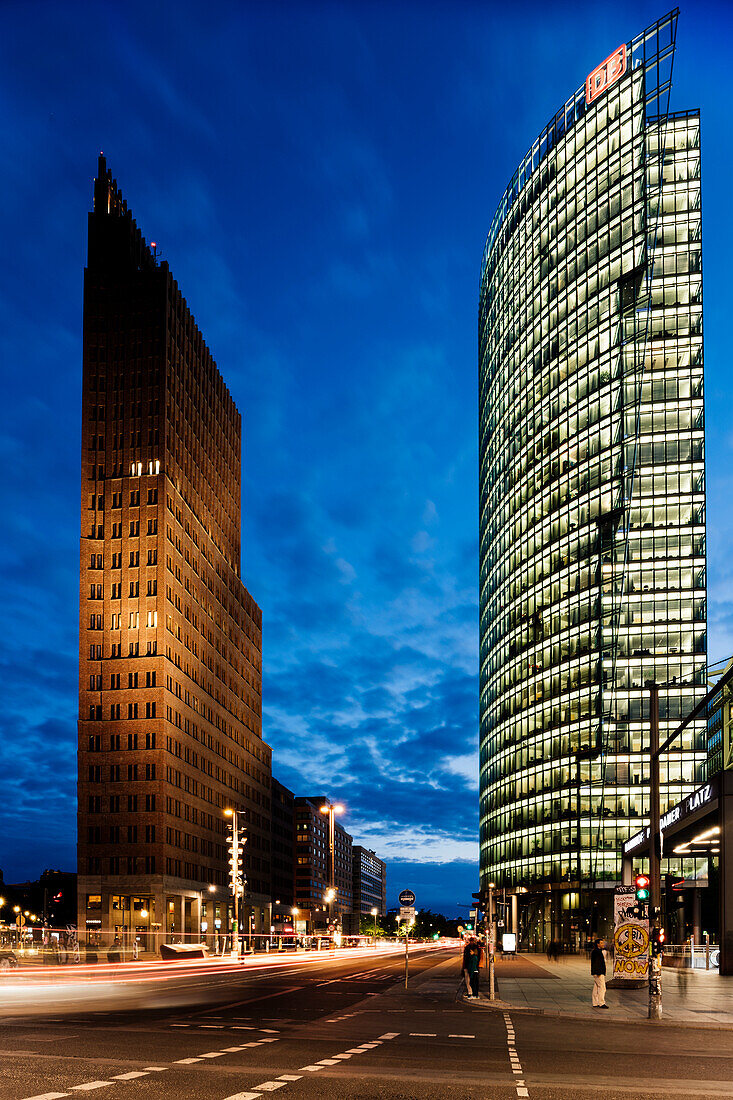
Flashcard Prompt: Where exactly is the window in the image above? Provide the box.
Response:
[111,613,120,630]
[89,704,102,720]
[112,552,122,569]
[128,672,138,688]
[110,673,120,689]
[110,733,120,750]
[146,579,157,596]
[130,550,139,566]
[147,518,158,535]
[129,641,139,656]
[109,824,120,843]
[145,671,156,687]
[89,644,102,659]
[110,703,120,720]
[130,489,140,507]
[128,794,138,811]
[111,582,121,599]
[89,674,101,690]
[110,764,120,781]
[145,856,156,873]
[127,703,139,719]
[146,610,157,628]
[145,793,156,811]
[147,488,158,504]
[127,732,138,749]
[145,731,156,749]
[111,642,121,657]
[130,580,139,597]
[109,856,120,874]
[147,548,158,565]
[146,824,155,842]
[145,702,156,718]
[89,583,102,599]
[109,794,120,812]
[112,522,121,538]
[145,762,156,780]
[129,611,139,629]
[128,825,138,843]
[89,614,102,630]
[88,734,101,751]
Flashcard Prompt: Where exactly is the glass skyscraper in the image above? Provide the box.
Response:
[479,10,707,945]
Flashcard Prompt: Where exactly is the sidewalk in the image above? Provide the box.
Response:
[406,951,733,1027]
[477,954,733,1027]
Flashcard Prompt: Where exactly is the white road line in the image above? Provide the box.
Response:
[70,1086,112,1093]
[379,1032,399,1039]
[142,1067,167,1072]
[175,1057,201,1064]
[315,1058,340,1065]
[257,1037,280,1043]
[222,1046,247,1053]
[277,1076,303,1082]
[222,1093,261,1100]
[410,1032,436,1037]
[231,1025,257,1030]
[200,1051,226,1058]
[20,1094,69,1100]
[253,1085,286,1093]
[345,1048,368,1053]
[298,1065,323,1072]
[170,1023,190,1027]
[201,1024,225,1029]
[449,1034,475,1039]
[111,1072,149,1080]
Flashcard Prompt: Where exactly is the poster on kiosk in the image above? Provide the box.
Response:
[612,885,649,981]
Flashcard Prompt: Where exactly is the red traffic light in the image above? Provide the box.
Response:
[634,873,650,889]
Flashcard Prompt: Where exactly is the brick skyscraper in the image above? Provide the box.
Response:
[77,155,271,948]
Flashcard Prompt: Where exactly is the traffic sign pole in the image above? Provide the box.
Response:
[398,890,415,989]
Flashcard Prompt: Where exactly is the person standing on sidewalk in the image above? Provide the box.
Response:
[590,938,609,1008]
[463,937,481,999]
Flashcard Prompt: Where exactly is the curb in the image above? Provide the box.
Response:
[464,995,733,1031]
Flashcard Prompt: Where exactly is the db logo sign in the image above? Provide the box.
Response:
[586,44,627,104]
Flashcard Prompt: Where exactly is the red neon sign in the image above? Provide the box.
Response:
[586,43,627,104]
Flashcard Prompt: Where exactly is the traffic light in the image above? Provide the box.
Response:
[634,872,650,903]
[650,927,666,957]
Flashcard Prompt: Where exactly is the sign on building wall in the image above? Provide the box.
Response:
[586,44,627,104]
[612,886,649,981]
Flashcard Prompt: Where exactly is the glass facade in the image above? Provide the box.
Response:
[479,12,707,910]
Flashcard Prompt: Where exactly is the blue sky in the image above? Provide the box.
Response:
[1,1,732,915]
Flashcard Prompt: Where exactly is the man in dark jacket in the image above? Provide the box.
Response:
[590,938,609,1008]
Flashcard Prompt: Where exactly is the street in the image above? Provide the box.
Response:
[2,948,733,1099]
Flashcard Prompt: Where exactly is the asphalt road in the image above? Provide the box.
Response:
[1,947,733,1099]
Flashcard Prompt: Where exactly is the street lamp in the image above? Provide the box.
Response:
[320,801,344,930]
[371,907,378,945]
[225,809,246,957]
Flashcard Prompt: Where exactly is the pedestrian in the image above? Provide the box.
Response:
[463,937,481,999]
[590,938,609,1009]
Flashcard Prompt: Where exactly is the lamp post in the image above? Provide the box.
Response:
[324,888,335,933]
[319,801,344,931]
[371,907,378,947]
[225,809,246,958]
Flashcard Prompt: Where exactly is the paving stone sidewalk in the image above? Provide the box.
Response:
[413,950,733,1027]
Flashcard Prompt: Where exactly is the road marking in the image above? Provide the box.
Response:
[70,1086,112,1093]
[379,1032,399,1039]
[315,1058,340,1065]
[142,1067,168,1072]
[201,1024,225,1029]
[222,1046,247,1053]
[410,1032,436,1037]
[333,1054,352,1059]
[20,1094,69,1100]
[175,1057,201,1064]
[222,1093,261,1100]
[111,1073,149,1080]
[346,1048,368,1053]
[171,1023,190,1027]
[449,1034,475,1038]
[253,1085,286,1093]
[277,1076,303,1082]
[200,1051,226,1058]
[298,1065,323,1072]
[503,1012,529,1099]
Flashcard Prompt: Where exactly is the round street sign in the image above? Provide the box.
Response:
[398,889,416,906]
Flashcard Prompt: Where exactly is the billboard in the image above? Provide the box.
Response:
[612,886,649,981]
